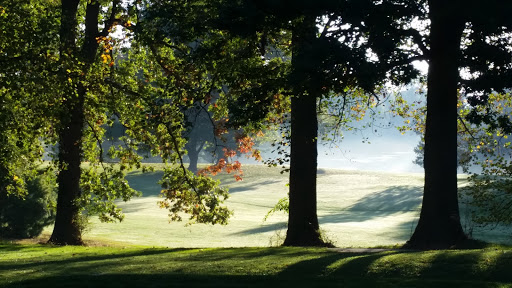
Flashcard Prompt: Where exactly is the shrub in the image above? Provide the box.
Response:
[0,172,57,238]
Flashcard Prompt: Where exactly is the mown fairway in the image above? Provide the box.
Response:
[4,165,512,287]
[38,164,510,247]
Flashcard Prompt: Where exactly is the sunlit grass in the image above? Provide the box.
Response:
[1,244,512,287]
[38,164,511,248]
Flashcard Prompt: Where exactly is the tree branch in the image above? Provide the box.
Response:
[458,115,477,140]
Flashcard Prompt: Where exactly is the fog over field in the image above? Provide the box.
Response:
[318,132,421,173]
[253,86,426,173]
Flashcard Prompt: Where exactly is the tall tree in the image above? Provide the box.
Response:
[1,0,234,245]
[284,15,324,246]
[219,0,424,246]
[0,0,56,197]
[405,1,467,248]
[49,0,130,245]
[404,0,512,249]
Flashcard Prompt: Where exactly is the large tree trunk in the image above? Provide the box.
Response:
[405,1,467,249]
[49,89,86,245]
[283,16,327,247]
[49,0,100,245]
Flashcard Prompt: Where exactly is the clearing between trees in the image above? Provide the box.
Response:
[37,164,512,248]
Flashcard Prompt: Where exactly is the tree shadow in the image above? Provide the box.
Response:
[4,247,512,287]
[319,185,422,224]
[0,247,184,273]
[346,185,422,213]
[117,200,161,213]
[228,180,283,193]
[124,170,284,196]
[230,222,287,236]
[125,171,164,197]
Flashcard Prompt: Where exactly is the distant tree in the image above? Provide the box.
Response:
[459,93,512,230]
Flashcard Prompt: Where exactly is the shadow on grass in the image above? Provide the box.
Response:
[125,171,164,197]
[6,248,512,288]
[346,185,422,213]
[124,169,284,196]
[228,180,283,193]
[2,274,284,288]
[0,247,183,273]
[117,200,161,213]
[229,222,287,236]
[319,185,422,224]
[231,185,423,237]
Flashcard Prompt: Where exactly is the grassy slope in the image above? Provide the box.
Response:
[2,243,512,287]
[39,164,509,247]
[4,165,512,287]
[53,165,428,247]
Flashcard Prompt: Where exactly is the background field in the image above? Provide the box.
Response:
[41,165,511,248]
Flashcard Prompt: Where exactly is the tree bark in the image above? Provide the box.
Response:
[49,0,101,245]
[283,16,327,247]
[48,88,86,245]
[405,1,467,249]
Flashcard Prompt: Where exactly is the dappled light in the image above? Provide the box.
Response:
[3,245,512,287]
[3,0,512,286]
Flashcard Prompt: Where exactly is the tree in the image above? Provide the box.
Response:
[183,104,212,173]
[405,2,467,248]
[0,0,56,198]
[459,93,512,231]
[283,15,325,246]
[219,0,425,246]
[0,172,57,238]
[1,0,236,245]
[404,0,512,249]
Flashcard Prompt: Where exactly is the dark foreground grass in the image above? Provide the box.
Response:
[2,242,512,288]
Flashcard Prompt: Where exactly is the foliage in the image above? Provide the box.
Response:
[458,93,512,228]
[1,0,253,244]
[0,172,57,238]
[159,167,232,225]
[406,87,512,230]
[0,0,57,197]
[263,196,289,222]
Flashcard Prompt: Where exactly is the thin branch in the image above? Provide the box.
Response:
[99,0,121,37]
[165,122,200,195]
[401,28,429,56]
[161,42,189,56]
[459,115,477,140]
[104,78,144,98]
[385,55,428,69]
[85,119,106,169]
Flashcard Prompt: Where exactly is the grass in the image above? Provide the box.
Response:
[36,164,511,247]
[4,165,512,287]
[2,243,512,287]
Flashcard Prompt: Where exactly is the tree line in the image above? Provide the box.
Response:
[1,0,512,250]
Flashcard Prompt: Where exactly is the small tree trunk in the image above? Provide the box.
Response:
[283,15,327,247]
[187,145,199,173]
[185,136,206,173]
[405,0,467,249]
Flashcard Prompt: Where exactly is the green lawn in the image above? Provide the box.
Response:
[37,164,510,247]
[3,165,512,287]
[2,243,512,287]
